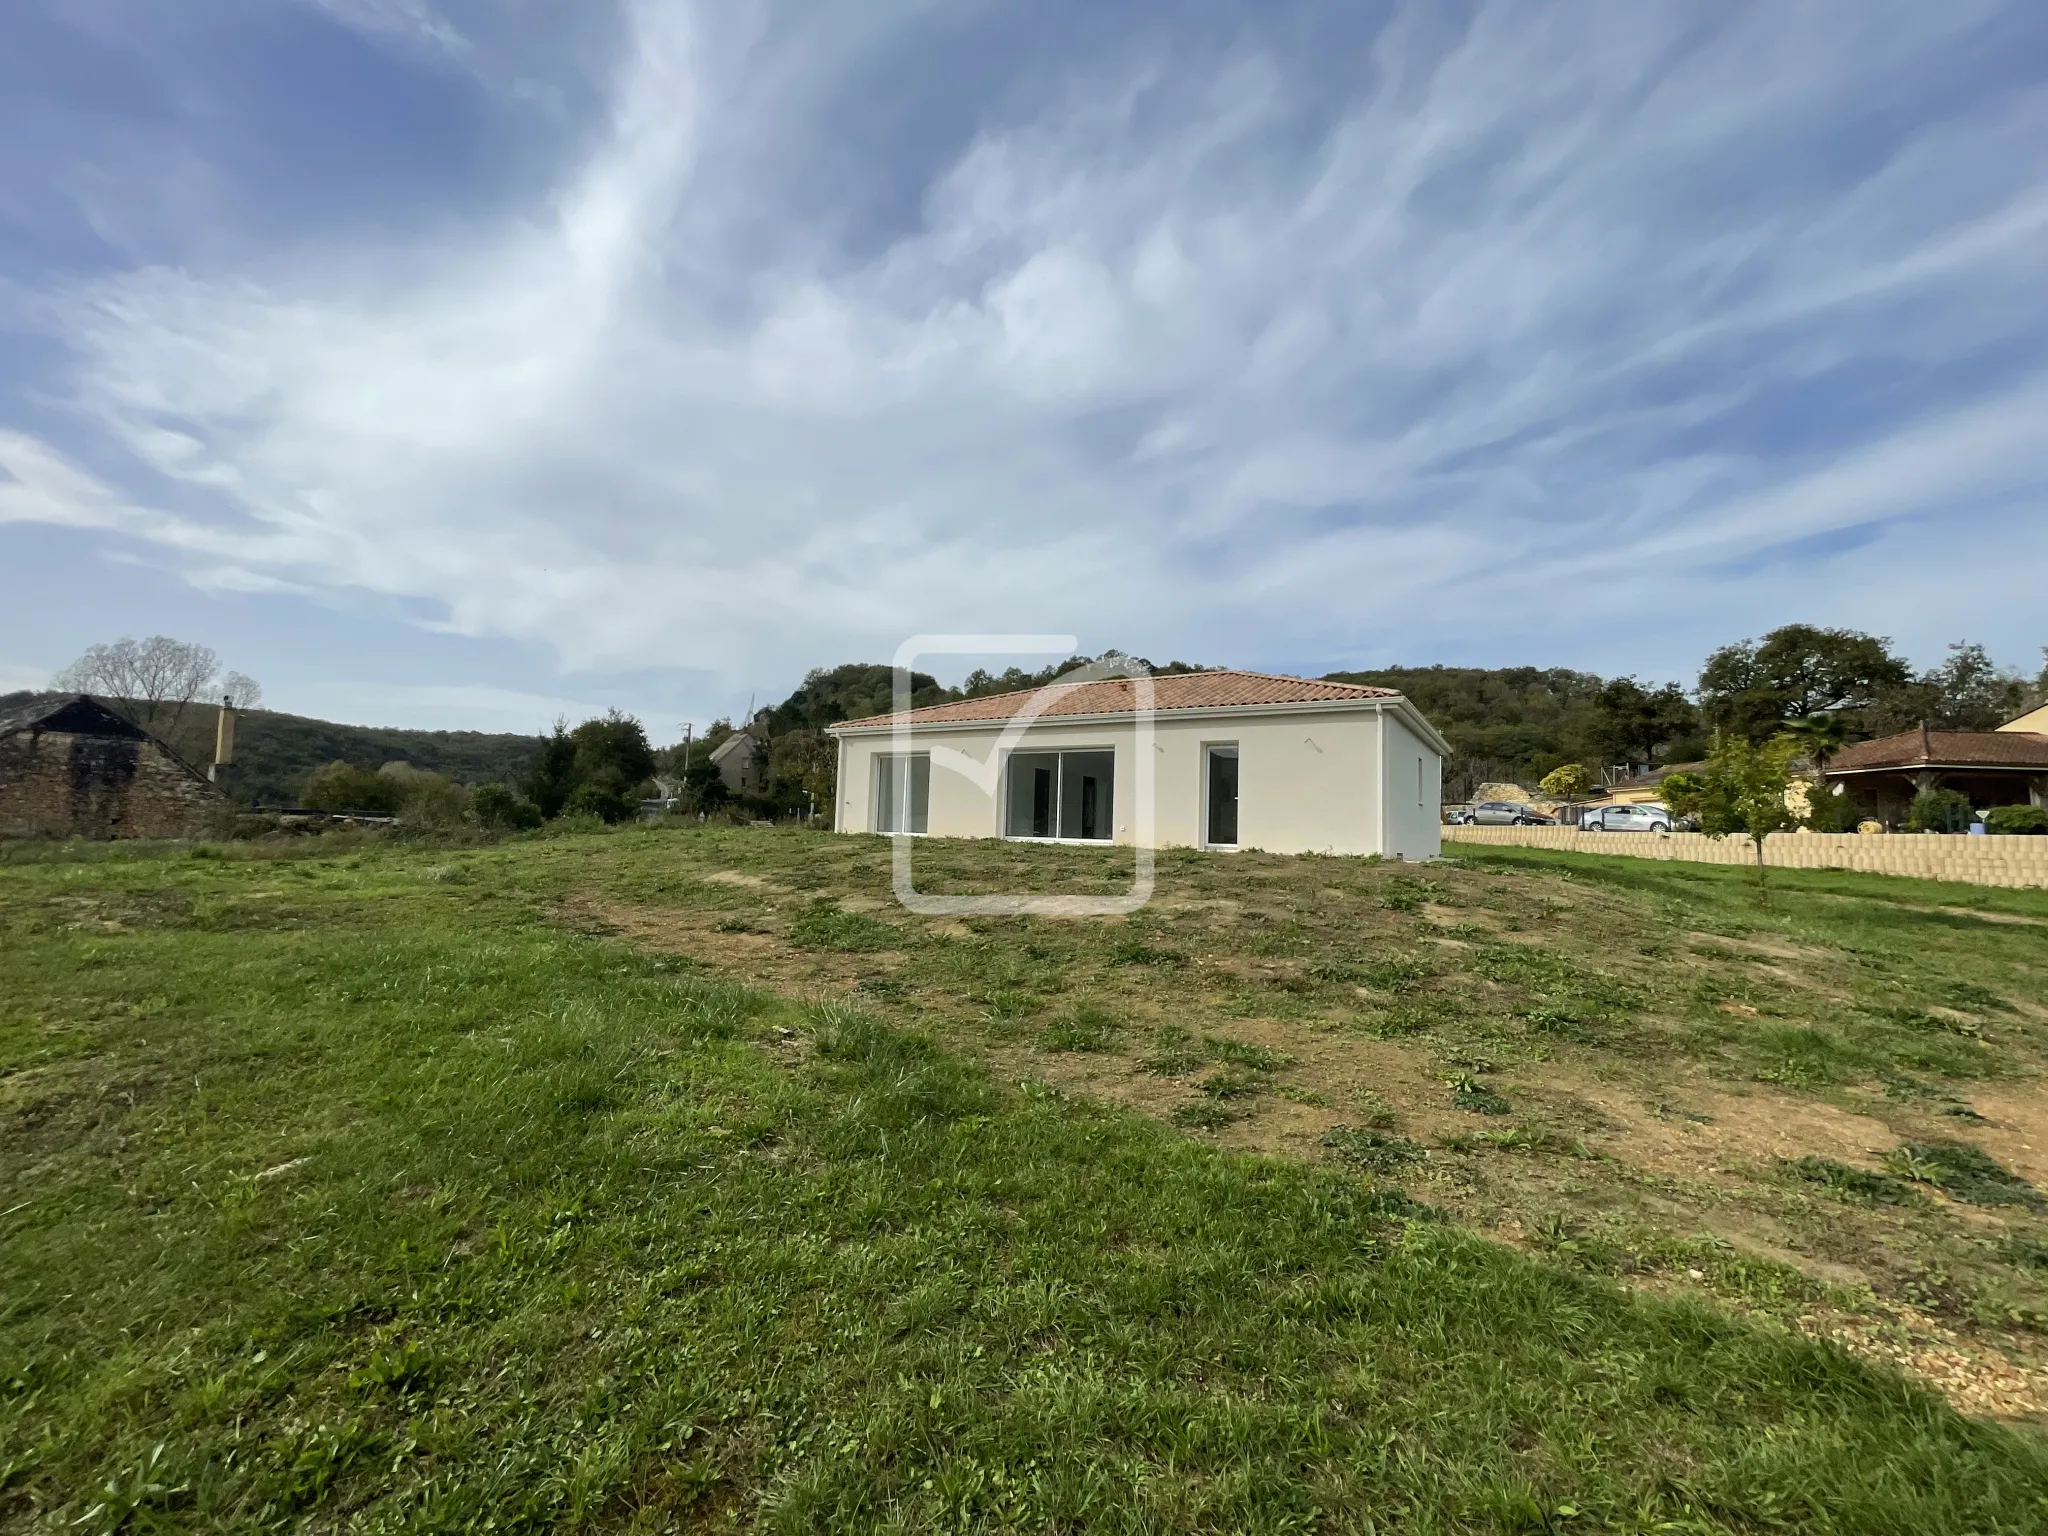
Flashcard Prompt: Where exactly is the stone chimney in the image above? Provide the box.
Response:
[211,696,238,784]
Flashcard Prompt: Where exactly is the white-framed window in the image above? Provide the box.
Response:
[1003,748,1115,841]
[872,753,930,835]
[1204,744,1239,848]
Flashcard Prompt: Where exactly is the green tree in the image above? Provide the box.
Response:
[1322,664,1609,799]
[569,711,655,796]
[383,765,471,832]
[1904,787,1974,834]
[562,782,637,824]
[1779,711,1852,775]
[1697,625,1910,741]
[767,729,837,820]
[524,711,655,819]
[1660,734,1803,902]
[525,722,580,819]
[763,666,946,732]
[472,783,543,831]
[1985,804,2048,835]
[299,761,404,816]
[1588,677,1698,773]
[1538,763,1592,800]
[1869,642,2027,734]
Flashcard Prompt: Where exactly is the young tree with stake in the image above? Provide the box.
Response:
[1660,734,1804,903]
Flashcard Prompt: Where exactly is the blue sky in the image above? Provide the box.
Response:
[2,0,2045,736]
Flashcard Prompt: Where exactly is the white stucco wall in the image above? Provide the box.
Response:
[833,703,1443,858]
[1379,710,1444,861]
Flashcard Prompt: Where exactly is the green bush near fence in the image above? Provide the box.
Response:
[1985,804,2048,836]
[1905,787,1975,834]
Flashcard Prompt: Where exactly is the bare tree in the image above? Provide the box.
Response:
[53,636,257,734]
[221,671,264,711]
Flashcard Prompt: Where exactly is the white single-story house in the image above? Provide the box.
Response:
[825,670,1448,859]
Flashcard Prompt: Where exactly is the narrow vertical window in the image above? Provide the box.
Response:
[909,754,930,834]
[873,754,898,834]
[1417,756,1425,807]
[1206,745,1239,847]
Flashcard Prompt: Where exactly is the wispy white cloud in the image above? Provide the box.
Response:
[304,0,470,59]
[7,0,2047,699]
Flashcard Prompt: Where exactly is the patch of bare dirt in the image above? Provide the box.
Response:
[994,1018,1443,1157]
[1548,1075,1897,1187]
[1682,931,1833,962]
[561,898,893,999]
[1154,897,1243,917]
[1959,1082,2048,1188]
[1801,1307,2048,1422]
[1423,903,1496,928]
[1934,906,2048,929]
[702,870,783,890]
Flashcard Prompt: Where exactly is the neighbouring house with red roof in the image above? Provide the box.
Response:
[2002,700,2048,736]
[1826,721,2048,826]
[824,670,1450,859]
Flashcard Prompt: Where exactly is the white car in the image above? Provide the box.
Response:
[1581,803,1672,833]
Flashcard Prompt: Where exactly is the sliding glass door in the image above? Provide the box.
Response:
[1004,749,1115,841]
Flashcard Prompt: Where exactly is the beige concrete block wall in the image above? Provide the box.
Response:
[1443,825,2048,890]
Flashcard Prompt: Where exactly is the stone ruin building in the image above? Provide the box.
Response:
[0,693,221,840]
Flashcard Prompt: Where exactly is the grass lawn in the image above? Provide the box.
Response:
[3,826,2047,1532]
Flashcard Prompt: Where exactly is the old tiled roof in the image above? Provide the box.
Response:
[0,693,145,742]
[1829,726,2048,773]
[0,693,220,790]
[832,669,1401,730]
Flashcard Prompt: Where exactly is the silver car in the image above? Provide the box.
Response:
[1458,799,1554,827]
[1581,803,1671,832]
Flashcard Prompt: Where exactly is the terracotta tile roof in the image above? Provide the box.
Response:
[1829,726,2048,773]
[831,669,1401,731]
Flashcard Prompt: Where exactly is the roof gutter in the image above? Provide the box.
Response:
[1828,761,2048,776]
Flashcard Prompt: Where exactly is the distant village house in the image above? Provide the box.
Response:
[710,730,767,795]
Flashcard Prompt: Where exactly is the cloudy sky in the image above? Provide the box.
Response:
[3,0,2045,735]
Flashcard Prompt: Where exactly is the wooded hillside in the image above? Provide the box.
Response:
[0,693,544,807]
